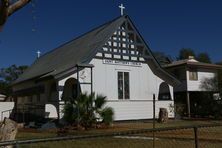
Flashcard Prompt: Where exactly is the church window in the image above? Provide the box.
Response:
[158,82,172,101]
[118,72,130,99]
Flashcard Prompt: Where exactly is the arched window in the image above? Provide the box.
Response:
[158,82,172,100]
[62,78,81,102]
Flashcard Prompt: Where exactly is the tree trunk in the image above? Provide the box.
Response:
[158,108,168,123]
[0,0,31,30]
[0,118,18,148]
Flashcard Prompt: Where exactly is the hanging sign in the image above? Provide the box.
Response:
[103,59,141,67]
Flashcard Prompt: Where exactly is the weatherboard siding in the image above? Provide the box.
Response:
[106,100,174,120]
[186,68,217,91]
[57,58,175,120]
[90,58,174,120]
[0,102,14,121]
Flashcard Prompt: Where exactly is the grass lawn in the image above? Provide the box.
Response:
[19,138,222,148]
[16,119,222,140]
[14,119,222,148]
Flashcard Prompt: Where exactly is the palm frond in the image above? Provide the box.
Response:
[95,94,106,109]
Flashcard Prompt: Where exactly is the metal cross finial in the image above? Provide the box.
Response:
[119,4,125,16]
[37,50,41,58]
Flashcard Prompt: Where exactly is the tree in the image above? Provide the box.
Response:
[200,77,218,92]
[0,65,28,96]
[154,51,172,65]
[0,0,31,30]
[0,65,28,83]
[198,68,222,118]
[178,48,196,60]
[217,62,222,97]
[196,52,211,63]
[63,92,114,129]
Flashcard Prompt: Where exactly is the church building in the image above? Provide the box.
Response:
[12,15,179,122]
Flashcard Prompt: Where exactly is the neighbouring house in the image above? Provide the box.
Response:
[0,94,14,121]
[12,15,179,122]
[164,56,222,117]
[0,94,6,101]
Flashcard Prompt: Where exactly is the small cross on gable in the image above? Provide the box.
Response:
[37,50,41,58]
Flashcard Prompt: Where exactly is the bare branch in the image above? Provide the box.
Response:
[0,0,31,30]
[0,0,10,27]
[8,0,31,16]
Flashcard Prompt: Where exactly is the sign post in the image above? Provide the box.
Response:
[153,94,156,148]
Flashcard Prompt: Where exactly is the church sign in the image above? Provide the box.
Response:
[103,59,141,67]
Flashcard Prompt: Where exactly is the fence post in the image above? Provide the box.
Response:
[15,141,19,148]
[1,111,3,121]
[153,94,156,148]
[194,126,199,148]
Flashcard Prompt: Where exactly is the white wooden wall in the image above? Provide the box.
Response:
[0,102,14,122]
[58,58,175,120]
[186,68,217,91]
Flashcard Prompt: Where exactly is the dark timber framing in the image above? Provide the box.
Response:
[95,19,152,63]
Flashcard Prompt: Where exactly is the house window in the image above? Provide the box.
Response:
[158,82,172,101]
[118,72,130,99]
[189,70,198,80]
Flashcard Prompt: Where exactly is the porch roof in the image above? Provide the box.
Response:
[163,59,222,70]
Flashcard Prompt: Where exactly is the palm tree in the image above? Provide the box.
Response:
[63,92,114,129]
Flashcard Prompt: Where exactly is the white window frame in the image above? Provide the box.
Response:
[118,71,130,100]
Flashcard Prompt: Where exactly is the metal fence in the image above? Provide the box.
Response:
[0,124,222,148]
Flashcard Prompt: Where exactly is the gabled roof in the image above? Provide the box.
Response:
[14,15,126,84]
[164,58,222,69]
[14,15,180,86]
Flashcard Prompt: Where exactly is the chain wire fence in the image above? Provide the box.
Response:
[0,123,222,148]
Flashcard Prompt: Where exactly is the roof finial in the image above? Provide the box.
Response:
[37,50,41,58]
[119,4,125,16]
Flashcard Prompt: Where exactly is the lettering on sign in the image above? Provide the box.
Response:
[103,59,142,67]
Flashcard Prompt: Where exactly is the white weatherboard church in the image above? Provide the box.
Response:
[12,11,179,122]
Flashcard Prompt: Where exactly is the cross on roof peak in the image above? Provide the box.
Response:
[37,50,41,58]
[119,4,125,16]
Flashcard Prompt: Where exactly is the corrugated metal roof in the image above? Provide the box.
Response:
[14,15,126,84]
[164,59,222,69]
[13,15,180,86]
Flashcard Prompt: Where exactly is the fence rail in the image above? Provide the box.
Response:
[0,123,222,148]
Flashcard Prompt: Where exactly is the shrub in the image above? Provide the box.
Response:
[62,92,114,129]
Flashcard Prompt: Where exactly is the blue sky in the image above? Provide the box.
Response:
[1,0,222,68]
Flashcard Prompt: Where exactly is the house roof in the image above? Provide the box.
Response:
[13,15,180,86]
[163,58,222,69]
[0,94,6,97]
[0,94,6,101]
[14,15,125,84]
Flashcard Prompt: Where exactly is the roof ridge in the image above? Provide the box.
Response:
[13,15,127,85]
[36,15,127,61]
